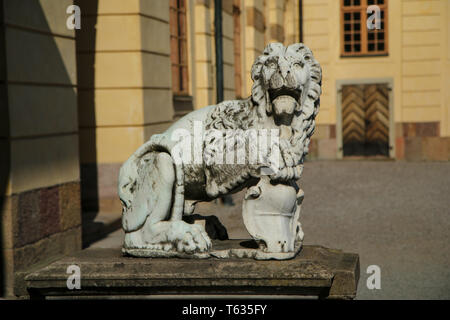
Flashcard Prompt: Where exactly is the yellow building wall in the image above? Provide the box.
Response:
[1,0,82,298]
[303,0,402,127]
[302,0,449,160]
[72,0,449,216]
[222,1,237,101]
[445,0,450,137]
[77,0,174,211]
[192,0,215,109]
[191,0,300,105]
[303,0,448,131]
[244,0,266,96]
[401,0,445,125]
[285,0,301,44]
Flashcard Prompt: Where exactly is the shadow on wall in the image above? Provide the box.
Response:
[75,0,102,247]
[0,0,82,297]
[0,0,10,297]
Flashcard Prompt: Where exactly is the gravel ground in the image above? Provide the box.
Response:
[91,160,450,299]
[298,160,450,299]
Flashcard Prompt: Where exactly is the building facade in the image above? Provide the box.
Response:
[0,0,449,298]
[303,0,450,162]
[0,0,81,298]
[76,0,301,214]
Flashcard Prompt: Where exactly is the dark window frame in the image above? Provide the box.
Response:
[170,0,189,95]
[233,0,242,98]
[340,0,388,57]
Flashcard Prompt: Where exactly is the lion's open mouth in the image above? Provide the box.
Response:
[268,86,301,102]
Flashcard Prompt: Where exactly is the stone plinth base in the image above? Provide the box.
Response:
[25,241,359,300]
[123,239,302,260]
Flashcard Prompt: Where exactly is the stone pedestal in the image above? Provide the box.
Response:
[25,241,359,300]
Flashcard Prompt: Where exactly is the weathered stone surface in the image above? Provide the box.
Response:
[403,122,417,137]
[123,239,302,261]
[16,189,41,247]
[404,137,423,161]
[59,182,81,231]
[317,138,337,160]
[329,125,336,139]
[25,244,359,299]
[242,178,304,255]
[39,186,61,238]
[402,122,439,138]
[414,122,439,137]
[14,226,81,272]
[118,43,322,259]
[447,137,450,161]
[209,239,302,260]
[396,122,448,161]
[396,137,405,160]
[12,226,82,297]
[422,137,448,161]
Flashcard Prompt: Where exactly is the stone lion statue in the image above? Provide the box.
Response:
[118,43,322,257]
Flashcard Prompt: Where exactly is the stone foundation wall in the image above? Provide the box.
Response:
[1,182,81,297]
[396,122,450,161]
[308,124,337,160]
[308,122,449,161]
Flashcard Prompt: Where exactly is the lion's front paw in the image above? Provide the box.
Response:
[167,221,212,253]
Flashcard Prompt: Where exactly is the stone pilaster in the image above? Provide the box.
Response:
[193,0,214,108]
[76,0,174,213]
[243,0,265,96]
[265,0,285,43]
[0,0,81,297]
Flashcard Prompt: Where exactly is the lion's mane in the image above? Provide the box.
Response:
[203,43,322,198]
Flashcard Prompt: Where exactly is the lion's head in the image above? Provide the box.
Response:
[250,43,322,166]
[202,43,322,194]
[251,42,322,126]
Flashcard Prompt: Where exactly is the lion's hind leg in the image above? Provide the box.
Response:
[123,152,174,249]
[123,152,211,255]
